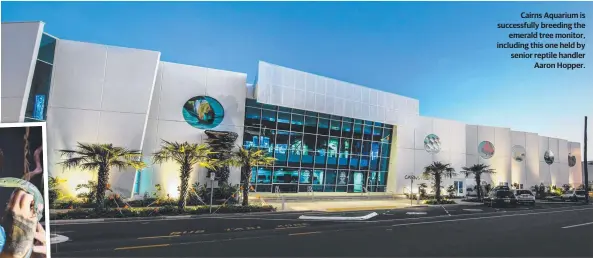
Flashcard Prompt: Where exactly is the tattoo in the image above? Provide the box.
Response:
[2,211,35,258]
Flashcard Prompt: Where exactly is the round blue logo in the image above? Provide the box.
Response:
[182,96,224,129]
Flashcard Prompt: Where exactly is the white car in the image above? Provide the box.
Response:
[561,190,587,202]
[513,189,536,205]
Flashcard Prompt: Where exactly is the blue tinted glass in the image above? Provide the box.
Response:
[274,131,289,165]
[377,172,387,185]
[318,119,329,135]
[37,34,56,64]
[304,116,317,134]
[273,168,299,183]
[245,107,261,127]
[381,142,391,157]
[363,125,373,140]
[352,140,362,155]
[25,61,53,121]
[301,151,315,167]
[299,170,312,184]
[313,170,325,185]
[342,122,353,138]
[291,114,304,132]
[260,129,275,154]
[353,123,363,139]
[370,155,379,170]
[255,168,272,184]
[261,109,276,128]
[250,167,257,183]
[277,112,291,130]
[359,156,370,170]
[349,155,360,169]
[380,157,389,171]
[246,98,261,108]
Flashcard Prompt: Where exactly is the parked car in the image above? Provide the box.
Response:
[484,190,518,208]
[561,190,587,202]
[512,189,536,205]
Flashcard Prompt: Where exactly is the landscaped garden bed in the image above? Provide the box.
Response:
[50,204,276,220]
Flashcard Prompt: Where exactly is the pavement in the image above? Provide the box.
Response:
[49,202,593,257]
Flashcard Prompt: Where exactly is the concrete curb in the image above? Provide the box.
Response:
[299,212,379,221]
[48,210,311,225]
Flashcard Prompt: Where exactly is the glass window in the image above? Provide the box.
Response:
[274,131,290,166]
[37,34,56,64]
[299,170,313,184]
[374,122,384,127]
[363,125,373,140]
[370,142,380,160]
[263,104,277,110]
[353,122,363,139]
[331,115,342,121]
[368,172,378,186]
[279,106,291,113]
[255,167,272,184]
[261,109,277,129]
[291,114,304,132]
[292,109,305,115]
[361,141,371,156]
[305,111,318,117]
[260,128,276,154]
[377,172,387,185]
[359,156,370,170]
[339,138,351,158]
[325,170,337,185]
[316,135,328,154]
[24,61,53,121]
[243,127,260,149]
[379,157,390,171]
[380,142,391,158]
[372,127,383,141]
[382,127,392,140]
[273,168,299,184]
[318,118,330,135]
[288,132,303,166]
[370,154,379,170]
[244,107,261,127]
[312,170,325,185]
[342,122,353,138]
[246,99,261,108]
[277,112,291,131]
[319,113,330,119]
[349,155,360,169]
[250,167,257,183]
[330,120,341,137]
[304,116,318,134]
[352,140,362,154]
[301,151,315,167]
[256,185,272,192]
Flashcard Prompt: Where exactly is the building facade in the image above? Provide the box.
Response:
[1,21,585,198]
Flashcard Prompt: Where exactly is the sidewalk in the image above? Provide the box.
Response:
[266,199,482,212]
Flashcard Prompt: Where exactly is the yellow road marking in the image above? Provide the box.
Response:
[138,235,180,240]
[289,231,320,236]
[114,244,170,250]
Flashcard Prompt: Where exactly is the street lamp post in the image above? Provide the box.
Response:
[584,116,589,204]
[209,172,215,213]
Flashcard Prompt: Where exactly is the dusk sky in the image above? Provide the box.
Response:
[2,1,591,160]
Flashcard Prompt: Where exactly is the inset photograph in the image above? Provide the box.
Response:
[0,123,48,258]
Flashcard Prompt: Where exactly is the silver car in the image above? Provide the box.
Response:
[513,189,536,205]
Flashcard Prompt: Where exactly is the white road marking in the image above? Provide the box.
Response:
[561,221,593,229]
[406,212,427,215]
[441,205,451,216]
[51,234,70,244]
[299,212,378,221]
[391,208,593,228]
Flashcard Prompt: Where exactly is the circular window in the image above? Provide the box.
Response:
[544,150,554,165]
[568,153,576,167]
[512,145,526,162]
[424,134,441,154]
[182,96,224,129]
[478,141,495,159]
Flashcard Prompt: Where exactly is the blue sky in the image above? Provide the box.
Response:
[2,1,592,160]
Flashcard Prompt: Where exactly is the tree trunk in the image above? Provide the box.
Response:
[96,165,109,211]
[475,175,482,200]
[178,160,191,211]
[435,174,441,203]
[242,166,251,206]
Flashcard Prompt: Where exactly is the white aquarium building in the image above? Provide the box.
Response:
[1,21,584,199]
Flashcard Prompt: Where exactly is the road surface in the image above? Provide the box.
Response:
[50,203,593,257]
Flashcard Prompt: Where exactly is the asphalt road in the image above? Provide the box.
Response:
[50,203,593,257]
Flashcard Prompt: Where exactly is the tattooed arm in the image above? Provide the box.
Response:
[0,190,38,258]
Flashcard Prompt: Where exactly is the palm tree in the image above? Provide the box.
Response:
[59,143,146,210]
[152,140,217,211]
[228,147,275,206]
[461,164,496,201]
[422,162,456,203]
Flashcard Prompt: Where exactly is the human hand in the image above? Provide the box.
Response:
[30,223,45,258]
[1,190,38,258]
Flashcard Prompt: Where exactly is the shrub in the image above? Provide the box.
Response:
[424,199,456,205]
[50,205,276,220]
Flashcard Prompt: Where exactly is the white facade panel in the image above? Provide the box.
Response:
[142,62,247,196]
[1,22,45,122]
[510,131,527,185]
[569,142,583,185]
[255,61,418,126]
[466,125,478,156]
[525,132,540,187]
[557,139,570,186]
[48,39,160,197]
